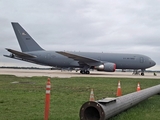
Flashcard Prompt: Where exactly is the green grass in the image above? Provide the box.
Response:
[0,75,160,120]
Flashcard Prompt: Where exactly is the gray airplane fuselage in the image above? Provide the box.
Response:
[26,50,155,70]
[4,22,156,75]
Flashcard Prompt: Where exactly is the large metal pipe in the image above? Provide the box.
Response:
[80,84,160,120]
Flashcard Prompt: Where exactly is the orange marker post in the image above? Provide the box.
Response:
[116,81,122,97]
[89,89,95,101]
[44,78,51,120]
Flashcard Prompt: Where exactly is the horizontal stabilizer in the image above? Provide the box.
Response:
[5,48,36,58]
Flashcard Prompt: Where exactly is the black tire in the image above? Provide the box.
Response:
[86,71,90,74]
[141,73,144,76]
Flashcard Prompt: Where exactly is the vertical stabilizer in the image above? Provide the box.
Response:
[11,22,44,52]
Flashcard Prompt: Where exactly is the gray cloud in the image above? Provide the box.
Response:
[0,0,160,69]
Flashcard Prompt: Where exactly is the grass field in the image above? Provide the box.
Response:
[0,75,160,120]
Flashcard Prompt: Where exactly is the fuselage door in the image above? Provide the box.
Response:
[140,57,144,63]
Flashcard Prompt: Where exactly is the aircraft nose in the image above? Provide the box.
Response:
[151,60,156,67]
[152,60,156,66]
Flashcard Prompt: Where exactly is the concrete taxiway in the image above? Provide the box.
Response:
[0,68,159,78]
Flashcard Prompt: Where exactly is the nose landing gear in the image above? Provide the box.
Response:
[141,72,144,76]
[132,69,145,76]
[141,69,145,76]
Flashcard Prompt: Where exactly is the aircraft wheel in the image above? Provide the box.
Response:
[80,70,85,74]
[80,70,90,74]
[85,70,90,74]
[141,73,144,76]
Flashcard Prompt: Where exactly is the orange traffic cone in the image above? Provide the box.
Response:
[89,89,95,101]
[116,81,122,96]
[137,82,141,91]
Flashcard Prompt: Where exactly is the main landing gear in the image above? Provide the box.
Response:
[80,70,90,74]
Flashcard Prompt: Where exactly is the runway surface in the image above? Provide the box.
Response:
[0,68,159,79]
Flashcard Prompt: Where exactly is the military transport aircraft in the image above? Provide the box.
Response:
[4,22,156,76]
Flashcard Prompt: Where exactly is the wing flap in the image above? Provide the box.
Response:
[5,48,36,58]
[56,51,101,66]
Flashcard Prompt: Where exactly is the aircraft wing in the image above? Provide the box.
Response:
[5,48,36,58]
[56,51,102,66]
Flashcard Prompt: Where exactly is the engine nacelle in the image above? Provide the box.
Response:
[94,62,116,72]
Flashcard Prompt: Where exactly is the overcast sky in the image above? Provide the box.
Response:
[0,0,160,70]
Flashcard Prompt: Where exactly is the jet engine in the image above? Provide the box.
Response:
[94,62,116,72]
